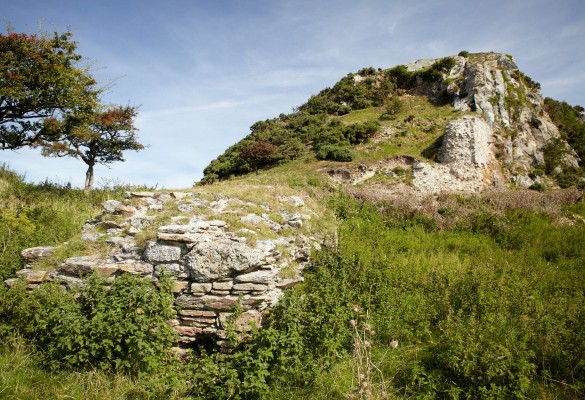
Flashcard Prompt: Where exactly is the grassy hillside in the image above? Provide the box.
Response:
[200,58,461,184]
[201,54,585,190]
[1,162,584,399]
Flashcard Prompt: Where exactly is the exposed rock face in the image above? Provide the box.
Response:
[405,52,579,190]
[7,190,326,349]
[438,116,490,167]
[448,53,578,184]
[413,115,504,193]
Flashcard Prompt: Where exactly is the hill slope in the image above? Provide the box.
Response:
[201,52,584,192]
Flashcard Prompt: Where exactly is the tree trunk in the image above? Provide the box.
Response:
[84,164,94,195]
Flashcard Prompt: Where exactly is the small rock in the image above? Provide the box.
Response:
[118,261,154,275]
[240,214,264,225]
[232,282,269,292]
[171,192,192,199]
[20,246,57,263]
[128,191,155,198]
[207,220,227,227]
[212,281,234,291]
[174,326,202,337]
[171,280,189,293]
[190,282,213,295]
[81,233,103,242]
[281,196,305,207]
[15,269,51,283]
[60,256,99,276]
[157,232,200,243]
[3,278,19,287]
[102,200,122,213]
[179,309,216,318]
[235,270,275,284]
[276,276,304,289]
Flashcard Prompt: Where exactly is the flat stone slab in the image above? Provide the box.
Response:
[21,246,57,263]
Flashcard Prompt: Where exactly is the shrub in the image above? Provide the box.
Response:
[0,274,176,376]
[529,182,545,191]
[316,145,355,162]
[458,50,469,57]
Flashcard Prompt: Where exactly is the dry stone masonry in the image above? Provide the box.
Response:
[7,190,327,349]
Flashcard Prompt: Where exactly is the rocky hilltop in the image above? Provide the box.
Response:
[202,52,582,193]
[408,52,578,191]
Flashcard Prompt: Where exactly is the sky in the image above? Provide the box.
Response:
[2,0,584,189]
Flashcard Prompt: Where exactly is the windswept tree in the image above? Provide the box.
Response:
[240,140,277,174]
[42,105,143,193]
[0,30,99,150]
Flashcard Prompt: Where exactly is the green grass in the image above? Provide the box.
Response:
[1,162,584,399]
[345,95,467,163]
[0,339,137,400]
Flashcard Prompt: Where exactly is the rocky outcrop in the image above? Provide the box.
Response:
[7,190,328,349]
[448,53,578,184]
[404,52,580,190]
[413,115,505,192]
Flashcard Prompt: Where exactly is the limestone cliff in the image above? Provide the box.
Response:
[408,52,579,191]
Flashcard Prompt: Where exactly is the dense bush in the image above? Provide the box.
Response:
[544,98,585,187]
[385,57,455,89]
[0,273,176,376]
[316,145,355,161]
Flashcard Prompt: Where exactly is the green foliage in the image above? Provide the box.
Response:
[0,30,99,150]
[544,97,585,186]
[529,181,545,191]
[385,57,455,89]
[458,50,470,57]
[186,252,356,400]
[0,273,176,376]
[202,115,379,182]
[316,145,355,162]
[379,96,403,120]
[239,140,278,174]
[519,71,542,91]
[0,164,141,280]
[41,105,143,193]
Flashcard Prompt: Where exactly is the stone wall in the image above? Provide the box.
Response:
[6,190,327,349]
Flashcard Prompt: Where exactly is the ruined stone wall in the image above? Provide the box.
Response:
[7,190,327,349]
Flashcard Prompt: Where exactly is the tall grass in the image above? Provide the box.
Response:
[1,163,584,398]
[0,165,152,280]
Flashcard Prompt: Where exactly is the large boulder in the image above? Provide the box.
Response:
[184,239,265,282]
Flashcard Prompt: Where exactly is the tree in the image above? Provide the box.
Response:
[240,140,277,174]
[0,30,99,150]
[41,105,143,193]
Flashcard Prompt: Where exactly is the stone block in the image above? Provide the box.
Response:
[20,246,57,263]
[143,242,182,263]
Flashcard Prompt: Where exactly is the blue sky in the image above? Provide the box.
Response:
[2,0,584,189]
